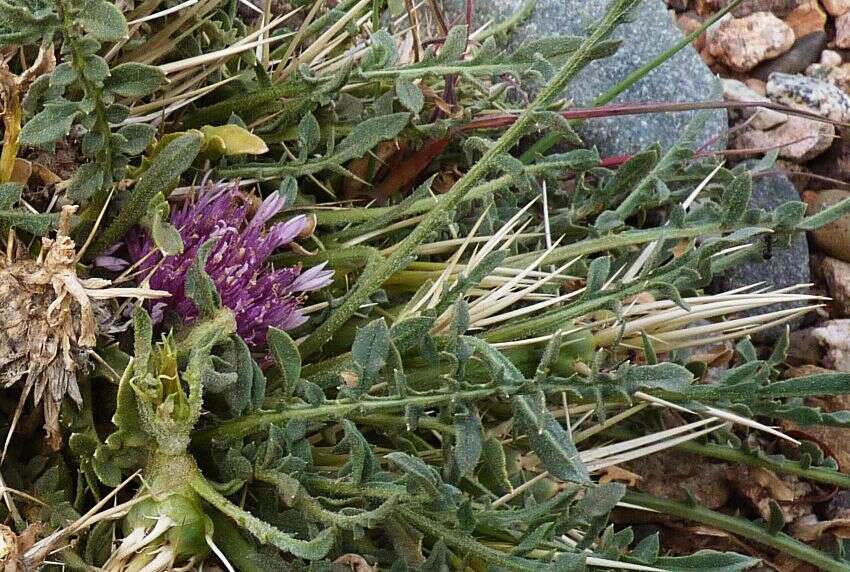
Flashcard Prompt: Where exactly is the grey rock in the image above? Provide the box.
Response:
[440,0,726,156]
[708,166,811,342]
[767,71,850,122]
[751,31,828,81]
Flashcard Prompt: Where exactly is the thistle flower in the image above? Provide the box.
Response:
[128,181,332,347]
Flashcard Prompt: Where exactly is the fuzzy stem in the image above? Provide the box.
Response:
[189,469,335,560]
[676,439,850,489]
[623,491,850,572]
[298,0,641,358]
[57,0,116,239]
[399,507,538,571]
[192,381,572,444]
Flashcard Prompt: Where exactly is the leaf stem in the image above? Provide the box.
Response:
[57,0,115,237]
[623,491,850,572]
[399,507,538,571]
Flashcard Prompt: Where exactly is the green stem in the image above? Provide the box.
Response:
[58,1,115,238]
[676,439,850,489]
[192,381,571,444]
[505,221,764,268]
[623,491,850,572]
[518,0,743,163]
[298,0,641,358]
[189,469,335,560]
[399,507,538,572]
[300,474,418,501]
[310,155,597,230]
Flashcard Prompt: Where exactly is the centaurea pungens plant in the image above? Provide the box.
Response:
[127,181,333,348]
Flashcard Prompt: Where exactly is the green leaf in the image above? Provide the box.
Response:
[395,76,424,114]
[599,147,658,202]
[77,0,128,41]
[150,214,183,256]
[798,196,850,231]
[19,102,80,147]
[185,239,221,318]
[67,162,104,202]
[106,62,167,97]
[190,473,335,560]
[201,124,268,156]
[337,420,382,485]
[116,124,156,155]
[767,499,785,535]
[552,552,587,571]
[336,112,409,157]
[268,327,301,398]
[654,550,759,572]
[575,483,625,518]
[773,201,806,230]
[437,25,468,63]
[87,131,202,259]
[632,533,660,562]
[0,183,22,210]
[82,54,110,83]
[84,521,114,566]
[625,363,693,393]
[452,407,483,477]
[720,173,751,225]
[297,112,321,156]
[477,436,512,496]
[583,256,611,297]
[352,318,391,379]
[50,62,78,87]
[513,394,589,483]
[386,452,442,498]
[0,210,60,235]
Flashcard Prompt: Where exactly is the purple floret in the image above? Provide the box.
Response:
[128,181,333,347]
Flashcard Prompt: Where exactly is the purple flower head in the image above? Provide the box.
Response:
[128,181,333,347]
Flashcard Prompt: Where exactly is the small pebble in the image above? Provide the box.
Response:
[806,62,850,93]
[708,12,796,72]
[746,77,768,95]
[751,31,827,80]
[837,13,850,49]
[723,78,788,129]
[821,49,844,66]
[804,190,850,262]
[823,0,850,16]
[784,0,827,37]
[813,254,850,315]
[736,116,834,161]
[767,71,850,121]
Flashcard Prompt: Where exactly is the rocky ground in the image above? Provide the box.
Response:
[442,0,850,566]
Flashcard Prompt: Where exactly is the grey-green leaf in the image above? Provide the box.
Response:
[67,162,105,202]
[77,0,128,41]
[106,63,167,97]
[19,102,80,147]
[395,76,424,114]
[268,327,301,398]
[352,318,390,379]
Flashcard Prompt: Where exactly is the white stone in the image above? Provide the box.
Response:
[823,0,850,17]
[708,13,796,72]
[821,50,843,67]
[812,320,850,371]
[722,78,788,130]
[735,116,835,163]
